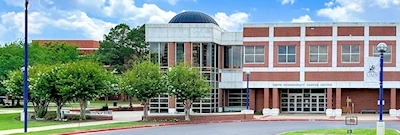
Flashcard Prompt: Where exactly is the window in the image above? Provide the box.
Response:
[176,43,184,65]
[192,43,200,67]
[341,45,360,63]
[309,45,328,63]
[278,46,296,63]
[244,46,264,63]
[224,46,242,69]
[373,45,392,63]
[149,42,168,66]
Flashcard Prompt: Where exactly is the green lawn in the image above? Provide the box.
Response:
[0,113,71,131]
[282,129,399,135]
[11,122,155,135]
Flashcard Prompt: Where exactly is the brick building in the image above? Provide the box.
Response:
[146,11,400,116]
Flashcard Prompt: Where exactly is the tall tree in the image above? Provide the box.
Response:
[96,24,148,73]
[120,61,167,121]
[167,63,211,121]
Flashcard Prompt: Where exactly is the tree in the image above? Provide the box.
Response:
[96,24,148,73]
[120,61,167,121]
[57,61,114,120]
[2,70,23,107]
[26,65,53,119]
[167,63,211,121]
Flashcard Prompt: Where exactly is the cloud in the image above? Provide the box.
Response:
[372,0,400,8]
[1,11,52,35]
[291,15,314,22]
[166,0,178,5]
[325,1,334,7]
[0,24,6,36]
[317,0,364,21]
[301,8,310,11]
[281,0,295,5]
[3,0,24,7]
[214,12,249,31]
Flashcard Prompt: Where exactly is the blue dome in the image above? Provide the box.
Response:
[169,11,219,26]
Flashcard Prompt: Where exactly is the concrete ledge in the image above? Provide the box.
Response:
[389,109,397,116]
[145,112,254,121]
[262,108,271,116]
[70,106,143,112]
[326,109,333,116]
[271,108,280,116]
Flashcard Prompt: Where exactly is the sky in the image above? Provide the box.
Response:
[0,0,400,45]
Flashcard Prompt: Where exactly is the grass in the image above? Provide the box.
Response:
[11,121,155,135]
[281,128,399,135]
[0,113,71,131]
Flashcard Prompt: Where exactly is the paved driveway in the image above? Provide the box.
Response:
[91,121,400,135]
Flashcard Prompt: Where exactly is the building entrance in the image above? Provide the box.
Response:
[281,89,326,113]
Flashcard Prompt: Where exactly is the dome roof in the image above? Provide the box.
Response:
[169,11,219,26]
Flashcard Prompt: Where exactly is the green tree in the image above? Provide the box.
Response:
[120,61,167,121]
[57,61,114,120]
[2,69,23,107]
[96,24,148,73]
[26,65,53,119]
[167,63,211,121]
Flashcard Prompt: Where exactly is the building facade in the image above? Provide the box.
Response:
[146,11,400,116]
[32,40,99,55]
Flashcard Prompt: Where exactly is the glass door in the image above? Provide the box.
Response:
[288,94,303,113]
[310,94,326,113]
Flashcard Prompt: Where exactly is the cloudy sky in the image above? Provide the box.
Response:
[0,0,400,44]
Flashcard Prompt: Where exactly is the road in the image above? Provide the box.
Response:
[91,121,400,135]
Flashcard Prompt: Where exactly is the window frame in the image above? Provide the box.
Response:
[309,45,328,63]
[278,45,296,63]
[341,45,360,63]
[373,45,392,63]
[243,46,265,64]
[175,42,185,66]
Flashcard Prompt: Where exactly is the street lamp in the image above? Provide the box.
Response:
[246,71,250,110]
[23,0,29,133]
[376,42,387,135]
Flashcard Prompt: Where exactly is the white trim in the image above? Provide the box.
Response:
[77,48,98,50]
[369,36,397,40]
[300,26,305,82]
[243,36,397,42]
[305,37,333,41]
[242,67,398,72]
[219,81,400,89]
[269,26,274,68]
[274,37,301,41]
[243,37,269,42]
[396,25,400,68]
[337,36,364,41]
[243,22,400,28]
[332,25,338,67]
[364,26,369,59]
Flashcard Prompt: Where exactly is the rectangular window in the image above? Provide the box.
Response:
[373,45,392,63]
[176,43,184,65]
[192,43,201,67]
[309,45,328,63]
[149,42,168,66]
[244,46,264,63]
[224,46,242,69]
[341,45,360,63]
[278,46,296,63]
[202,43,212,67]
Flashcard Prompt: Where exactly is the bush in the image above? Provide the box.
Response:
[45,111,57,120]
[65,115,91,121]
[254,112,262,115]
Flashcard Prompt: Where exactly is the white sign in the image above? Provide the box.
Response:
[272,83,333,87]
[364,57,380,83]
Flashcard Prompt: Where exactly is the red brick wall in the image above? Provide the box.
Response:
[306,27,332,36]
[244,27,269,37]
[337,26,364,36]
[397,89,400,109]
[274,27,301,37]
[305,72,363,81]
[168,42,175,66]
[33,40,99,48]
[243,72,300,81]
[369,26,396,36]
[255,89,264,112]
[341,88,391,113]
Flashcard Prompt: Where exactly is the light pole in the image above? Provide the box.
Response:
[23,0,29,133]
[246,71,250,110]
[376,42,387,135]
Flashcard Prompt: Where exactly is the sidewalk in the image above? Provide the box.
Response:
[0,111,144,135]
[254,113,400,121]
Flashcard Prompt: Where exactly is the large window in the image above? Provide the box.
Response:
[203,43,212,67]
[228,89,247,106]
[244,46,264,63]
[149,42,168,66]
[224,46,242,69]
[176,43,184,65]
[341,45,360,63]
[309,45,328,63]
[192,43,201,67]
[278,46,296,63]
[373,45,392,62]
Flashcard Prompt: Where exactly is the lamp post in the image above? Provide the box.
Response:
[23,0,29,133]
[376,42,387,135]
[246,71,250,110]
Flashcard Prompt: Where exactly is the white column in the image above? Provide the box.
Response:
[300,25,306,81]
[332,25,338,68]
[396,25,400,69]
[364,25,369,58]
[269,26,274,68]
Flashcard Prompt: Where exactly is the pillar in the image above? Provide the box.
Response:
[262,88,271,116]
[168,42,175,66]
[271,88,279,116]
[326,88,333,116]
[168,96,176,114]
[218,88,223,112]
[250,89,256,110]
[390,88,397,116]
[335,88,342,116]
[184,42,191,65]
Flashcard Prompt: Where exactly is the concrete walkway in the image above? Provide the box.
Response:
[255,113,400,121]
[0,111,144,135]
